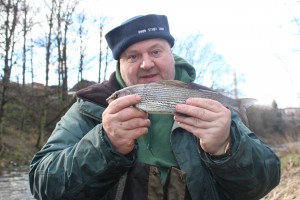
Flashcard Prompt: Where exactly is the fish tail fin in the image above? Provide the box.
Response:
[234,98,257,127]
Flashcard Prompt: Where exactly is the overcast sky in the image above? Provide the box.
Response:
[72,0,300,108]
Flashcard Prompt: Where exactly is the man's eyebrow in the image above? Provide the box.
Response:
[123,42,166,56]
[123,49,139,57]
[148,43,165,49]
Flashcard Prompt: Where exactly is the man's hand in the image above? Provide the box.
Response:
[103,94,150,155]
[174,98,231,155]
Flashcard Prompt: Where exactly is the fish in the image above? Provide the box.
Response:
[106,80,257,125]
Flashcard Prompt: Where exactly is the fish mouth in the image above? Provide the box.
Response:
[106,93,116,103]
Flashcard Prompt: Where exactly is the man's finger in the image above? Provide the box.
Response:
[108,94,141,114]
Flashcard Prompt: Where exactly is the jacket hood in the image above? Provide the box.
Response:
[76,73,121,107]
[173,54,196,83]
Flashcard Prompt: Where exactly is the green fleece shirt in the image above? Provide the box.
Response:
[116,54,196,184]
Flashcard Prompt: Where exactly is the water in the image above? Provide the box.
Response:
[0,166,35,200]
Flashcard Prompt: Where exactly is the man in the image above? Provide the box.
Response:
[29,14,280,200]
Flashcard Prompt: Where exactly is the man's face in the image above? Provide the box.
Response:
[119,38,175,86]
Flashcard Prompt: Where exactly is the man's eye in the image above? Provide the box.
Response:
[152,50,162,57]
[128,55,138,63]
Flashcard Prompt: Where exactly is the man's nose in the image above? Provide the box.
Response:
[140,55,154,70]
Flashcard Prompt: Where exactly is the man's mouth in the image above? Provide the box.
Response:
[141,74,156,79]
[139,74,159,83]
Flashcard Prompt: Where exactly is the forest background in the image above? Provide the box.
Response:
[0,0,299,199]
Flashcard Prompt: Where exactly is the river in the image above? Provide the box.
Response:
[0,166,35,200]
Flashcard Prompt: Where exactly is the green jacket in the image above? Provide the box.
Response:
[29,56,280,200]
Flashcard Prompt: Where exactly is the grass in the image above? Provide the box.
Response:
[280,154,300,169]
[0,127,39,174]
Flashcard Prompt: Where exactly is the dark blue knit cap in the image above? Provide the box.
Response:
[105,14,175,60]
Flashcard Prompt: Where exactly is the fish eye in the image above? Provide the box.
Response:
[125,90,132,96]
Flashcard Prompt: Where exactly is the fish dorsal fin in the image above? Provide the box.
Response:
[155,80,214,92]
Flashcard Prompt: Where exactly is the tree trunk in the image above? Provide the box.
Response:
[36,0,55,147]
[0,0,20,133]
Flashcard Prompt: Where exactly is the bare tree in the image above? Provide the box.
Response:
[76,11,86,82]
[19,0,34,130]
[104,45,110,81]
[21,0,27,86]
[61,0,78,100]
[56,0,62,98]
[0,0,21,133]
[36,0,56,148]
[98,15,111,83]
[173,33,233,91]
[55,0,78,100]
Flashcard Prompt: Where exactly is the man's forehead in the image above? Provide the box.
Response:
[122,39,170,54]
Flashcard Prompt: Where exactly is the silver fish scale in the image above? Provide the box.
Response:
[138,85,183,114]
[132,83,237,114]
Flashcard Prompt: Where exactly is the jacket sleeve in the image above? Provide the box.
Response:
[201,111,281,200]
[29,99,136,200]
